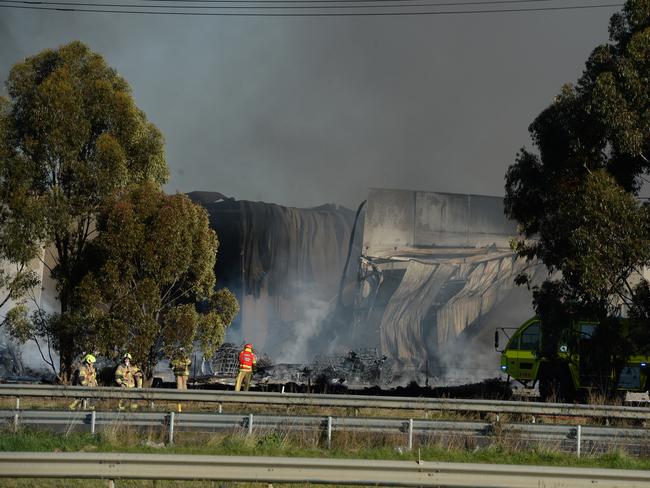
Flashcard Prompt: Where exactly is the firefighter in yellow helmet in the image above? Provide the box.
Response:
[79,354,98,387]
[235,343,256,392]
[115,352,143,410]
[115,353,143,388]
[69,354,97,410]
[170,348,191,390]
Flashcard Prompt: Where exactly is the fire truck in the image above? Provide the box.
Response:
[495,317,650,401]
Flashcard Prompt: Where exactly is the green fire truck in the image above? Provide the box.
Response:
[495,317,650,401]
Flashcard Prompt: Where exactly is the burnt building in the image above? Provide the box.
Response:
[351,188,541,383]
[187,191,360,362]
[190,188,540,384]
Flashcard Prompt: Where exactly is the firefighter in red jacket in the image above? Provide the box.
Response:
[235,343,256,391]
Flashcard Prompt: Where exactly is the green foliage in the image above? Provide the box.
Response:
[4,305,32,344]
[0,430,97,452]
[256,432,287,449]
[531,281,573,359]
[628,280,650,349]
[84,184,238,376]
[0,41,168,379]
[553,170,648,305]
[505,1,650,354]
[1,41,234,380]
[0,98,41,316]
[196,288,240,359]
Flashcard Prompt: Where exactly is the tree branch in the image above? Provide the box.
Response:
[37,250,55,276]
[30,331,60,381]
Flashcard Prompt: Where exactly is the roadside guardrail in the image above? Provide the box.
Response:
[1,384,649,420]
[1,408,648,455]
[1,451,650,487]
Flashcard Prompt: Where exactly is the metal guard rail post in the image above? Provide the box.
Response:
[1,409,647,447]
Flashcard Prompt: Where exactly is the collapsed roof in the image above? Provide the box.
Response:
[187,192,360,361]
[189,189,540,383]
[350,189,542,380]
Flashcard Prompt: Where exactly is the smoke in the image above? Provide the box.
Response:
[0,8,614,209]
[16,337,59,374]
[0,250,61,374]
[429,286,536,386]
[0,6,618,382]
[0,324,58,375]
[222,282,353,365]
[274,292,333,364]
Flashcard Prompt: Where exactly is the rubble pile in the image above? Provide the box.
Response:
[252,348,393,387]
[309,348,393,387]
[202,342,273,378]
[203,342,240,376]
[258,363,310,385]
[200,344,393,388]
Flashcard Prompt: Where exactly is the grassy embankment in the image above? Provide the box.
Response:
[1,389,647,487]
[0,425,649,488]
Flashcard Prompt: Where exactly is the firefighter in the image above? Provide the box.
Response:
[79,354,98,387]
[69,354,97,410]
[115,352,143,388]
[115,352,143,410]
[235,343,256,392]
[170,348,191,390]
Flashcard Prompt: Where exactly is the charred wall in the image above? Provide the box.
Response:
[353,188,541,383]
[188,191,360,361]
[189,188,542,383]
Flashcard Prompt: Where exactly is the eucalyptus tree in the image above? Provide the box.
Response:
[505,0,650,371]
[0,97,41,317]
[84,184,239,378]
[0,41,168,379]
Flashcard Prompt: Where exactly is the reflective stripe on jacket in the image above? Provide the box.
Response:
[239,350,256,371]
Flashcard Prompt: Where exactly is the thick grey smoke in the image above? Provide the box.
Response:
[275,291,333,364]
[1,8,613,208]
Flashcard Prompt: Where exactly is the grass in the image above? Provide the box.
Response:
[1,387,647,487]
[1,428,649,470]
[0,480,363,487]
[1,427,649,488]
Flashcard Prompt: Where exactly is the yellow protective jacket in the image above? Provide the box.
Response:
[171,356,191,376]
[115,363,141,388]
[78,363,97,387]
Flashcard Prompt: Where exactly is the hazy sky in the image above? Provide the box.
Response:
[0,4,617,208]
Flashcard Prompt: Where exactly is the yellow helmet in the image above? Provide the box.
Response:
[123,353,132,360]
[83,354,96,363]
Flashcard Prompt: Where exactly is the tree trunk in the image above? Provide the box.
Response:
[58,335,74,384]
[58,289,74,384]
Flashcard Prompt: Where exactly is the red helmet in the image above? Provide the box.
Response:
[244,343,253,350]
